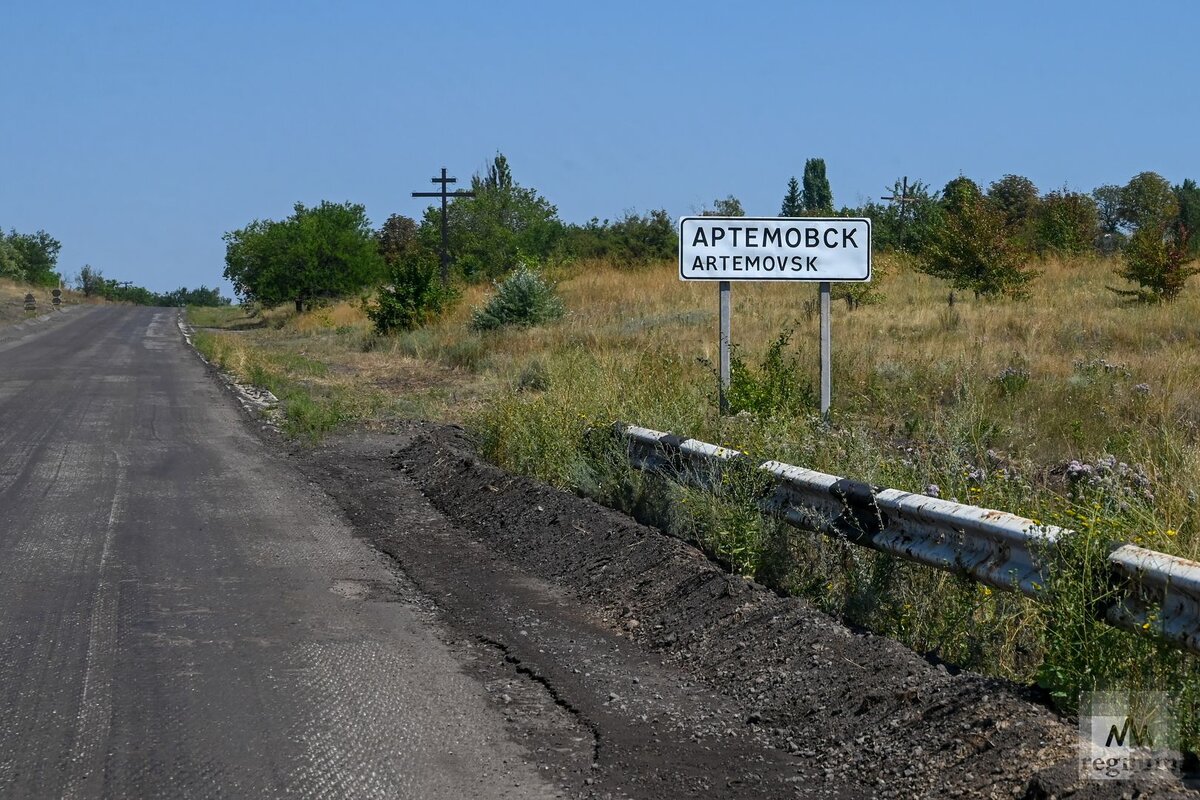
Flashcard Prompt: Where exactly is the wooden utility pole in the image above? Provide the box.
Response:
[412,167,476,286]
[882,176,920,253]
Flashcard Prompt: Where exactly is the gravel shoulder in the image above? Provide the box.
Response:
[290,421,1199,799]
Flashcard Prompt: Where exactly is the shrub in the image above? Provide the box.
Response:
[470,263,565,331]
[563,210,677,267]
[917,189,1037,299]
[987,174,1040,233]
[367,253,457,334]
[992,365,1030,395]
[1111,221,1197,302]
[725,329,815,416]
[1030,189,1099,257]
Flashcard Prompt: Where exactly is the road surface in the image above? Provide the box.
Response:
[0,307,1157,800]
[0,307,559,798]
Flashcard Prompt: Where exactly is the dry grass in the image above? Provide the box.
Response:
[0,278,93,328]
[191,255,1200,736]
[195,255,1200,560]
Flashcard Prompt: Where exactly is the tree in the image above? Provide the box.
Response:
[421,153,563,282]
[0,236,24,280]
[604,209,676,265]
[987,175,1040,231]
[1112,219,1196,302]
[1119,171,1177,233]
[917,189,1037,298]
[780,177,803,216]
[941,176,983,217]
[155,286,231,307]
[802,158,833,214]
[562,210,677,267]
[483,152,513,191]
[6,229,62,286]
[1030,189,1099,257]
[857,177,941,253]
[377,214,423,266]
[1174,179,1200,257]
[1092,184,1124,236]
[76,264,106,297]
[703,195,744,216]
[1091,184,1125,253]
[223,201,384,311]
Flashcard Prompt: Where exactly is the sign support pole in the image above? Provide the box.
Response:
[819,281,831,418]
[677,216,870,420]
[718,280,731,415]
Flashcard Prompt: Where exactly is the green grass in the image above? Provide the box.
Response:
[185,258,1200,747]
[191,327,395,441]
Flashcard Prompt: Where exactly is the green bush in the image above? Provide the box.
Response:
[725,329,815,416]
[470,263,565,331]
[562,209,677,267]
[917,187,1037,298]
[1111,222,1198,302]
[1030,189,1099,256]
[367,253,457,334]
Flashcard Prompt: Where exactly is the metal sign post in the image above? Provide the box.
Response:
[678,216,872,417]
[819,281,831,417]
[412,167,476,286]
[718,280,731,413]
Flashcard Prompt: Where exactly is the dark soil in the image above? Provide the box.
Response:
[294,421,1197,799]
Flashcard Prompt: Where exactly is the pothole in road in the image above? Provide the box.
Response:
[328,578,395,601]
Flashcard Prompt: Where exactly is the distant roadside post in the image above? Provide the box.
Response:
[678,216,871,417]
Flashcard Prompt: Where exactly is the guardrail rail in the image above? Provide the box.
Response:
[619,423,1200,655]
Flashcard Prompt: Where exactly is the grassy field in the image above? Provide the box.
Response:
[0,277,91,326]
[190,254,1200,740]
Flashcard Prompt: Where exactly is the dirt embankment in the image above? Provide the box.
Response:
[299,422,1196,799]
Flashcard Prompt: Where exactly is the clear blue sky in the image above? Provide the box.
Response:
[2,0,1196,294]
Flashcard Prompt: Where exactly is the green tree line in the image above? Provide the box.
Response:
[221,152,1200,339]
[222,153,679,329]
[0,228,63,286]
[75,265,230,307]
[773,163,1199,302]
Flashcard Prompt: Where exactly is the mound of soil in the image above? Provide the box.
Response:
[301,421,1195,799]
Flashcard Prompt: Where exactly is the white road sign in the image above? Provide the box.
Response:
[679,216,871,282]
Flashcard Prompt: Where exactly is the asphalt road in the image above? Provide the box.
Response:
[0,307,560,799]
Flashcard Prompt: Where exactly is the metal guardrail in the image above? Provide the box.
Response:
[619,423,1200,655]
[1107,545,1200,653]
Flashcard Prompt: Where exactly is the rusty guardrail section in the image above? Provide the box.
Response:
[620,423,1200,655]
[1107,545,1200,653]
